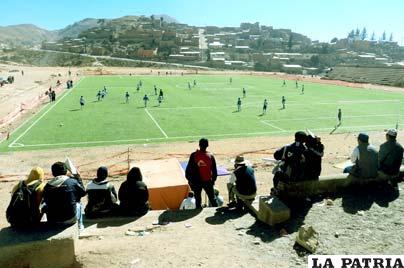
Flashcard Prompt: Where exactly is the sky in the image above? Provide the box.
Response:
[0,0,403,45]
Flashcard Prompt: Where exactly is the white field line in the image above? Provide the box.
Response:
[260,120,286,131]
[10,123,396,148]
[8,78,84,148]
[338,99,400,104]
[268,113,399,122]
[145,108,168,138]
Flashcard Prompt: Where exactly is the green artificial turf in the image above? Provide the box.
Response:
[2,75,403,151]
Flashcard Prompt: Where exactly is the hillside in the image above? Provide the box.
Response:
[0,24,56,46]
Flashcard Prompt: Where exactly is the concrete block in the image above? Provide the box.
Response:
[257,196,290,226]
[0,224,77,268]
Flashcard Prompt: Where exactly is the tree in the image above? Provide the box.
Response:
[160,17,164,27]
[330,37,338,43]
[389,33,393,42]
[348,30,355,39]
[360,27,367,40]
[355,28,360,38]
[310,55,320,66]
[382,31,386,41]
[370,32,376,41]
[150,15,155,21]
[287,34,293,51]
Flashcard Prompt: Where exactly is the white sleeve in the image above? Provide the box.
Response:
[229,173,236,184]
[350,147,360,163]
[179,199,186,210]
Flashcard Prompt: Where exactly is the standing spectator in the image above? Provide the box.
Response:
[118,167,149,216]
[378,129,403,176]
[185,138,218,208]
[85,166,118,218]
[51,90,56,102]
[343,133,378,178]
[42,162,86,229]
[227,156,257,210]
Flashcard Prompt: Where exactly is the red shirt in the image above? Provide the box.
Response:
[194,150,213,182]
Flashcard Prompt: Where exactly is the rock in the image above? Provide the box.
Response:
[295,225,319,253]
[357,210,365,216]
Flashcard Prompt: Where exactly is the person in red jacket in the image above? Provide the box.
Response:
[185,138,218,208]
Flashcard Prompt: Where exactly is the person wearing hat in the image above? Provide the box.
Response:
[378,129,403,176]
[304,131,324,180]
[227,155,257,210]
[42,161,86,229]
[343,132,378,178]
[85,166,118,218]
[273,131,307,187]
[185,138,218,208]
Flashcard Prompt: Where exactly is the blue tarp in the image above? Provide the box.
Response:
[180,161,230,176]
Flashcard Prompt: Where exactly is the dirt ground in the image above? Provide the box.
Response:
[0,64,403,267]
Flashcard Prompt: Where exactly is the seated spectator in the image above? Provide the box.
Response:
[379,129,403,176]
[42,162,86,229]
[7,167,46,227]
[273,131,307,188]
[344,133,378,178]
[304,131,324,180]
[208,188,224,207]
[85,166,118,218]
[118,167,149,216]
[179,191,196,210]
[227,156,257,210]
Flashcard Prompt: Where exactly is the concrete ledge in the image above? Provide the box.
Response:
[0,224,77,268]
[277,170,401,199]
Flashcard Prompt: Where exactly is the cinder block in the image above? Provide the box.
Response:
[0,224,77,268]
[258,196,290,226]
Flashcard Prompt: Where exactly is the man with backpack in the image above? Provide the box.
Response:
[42,162,86,230]
[7,167,46,228]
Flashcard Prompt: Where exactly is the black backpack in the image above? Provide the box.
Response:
[6,180,40,227]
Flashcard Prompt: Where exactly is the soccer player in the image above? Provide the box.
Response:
[263,99,268,114]
[242,88,246,98]
[139,80,143,87]
[188,82,191,90]
[295,80,298,89]
[237,97,242,112]
[125,92,130,103]
[80,96,85,109]
[281,96,286,109]
[154,85,157,95]
[96,90,101,101]
[230,77,233,84]
[159,89,164,100]
[193,80,196,86]
[158,95,163,106]
[143,94,149,107]
[337,108,342,125]
[282,80,286,87]
[301,85,304,94]
[136,84,140,92]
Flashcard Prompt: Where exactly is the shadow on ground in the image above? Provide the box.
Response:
[158,208,202,223]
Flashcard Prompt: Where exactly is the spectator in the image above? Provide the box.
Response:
[7,167,46,227]
[227,156,257,210]
[379,129,403,176]
[118,167,149,216]
[273,131,307,188]
[344,133,378,178]
[304,131,324,180]
[179,191,196,210]
[42,162,86,229]
[85,166,118,218]
[185,138,218,208]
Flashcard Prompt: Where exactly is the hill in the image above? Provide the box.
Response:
[0,24,57,46]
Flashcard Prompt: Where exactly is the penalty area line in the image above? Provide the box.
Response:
[145,108,168,138]
[260,120,286,131]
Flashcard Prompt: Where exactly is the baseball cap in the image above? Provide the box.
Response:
[386,128,397,137]
[357,132,369,143]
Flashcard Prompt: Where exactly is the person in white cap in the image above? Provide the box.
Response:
[227,155,257,210]
[379,129,403,176]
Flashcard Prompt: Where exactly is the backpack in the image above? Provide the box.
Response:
[6,180,41,227]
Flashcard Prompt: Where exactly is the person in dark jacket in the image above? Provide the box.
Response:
[304,132,324,180]
[118,167,149,216]
[185,138,218,208]
[42,162,86,229]
[379,129,403,176]
[227,155,257,209]
[273,131,307,188]
[85,166,118,218]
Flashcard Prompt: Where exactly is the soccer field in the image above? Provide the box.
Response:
[2,75,404,151]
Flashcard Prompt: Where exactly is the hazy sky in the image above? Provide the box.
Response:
[1,0,403,44]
